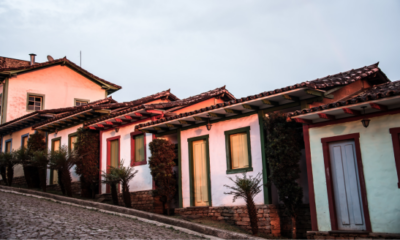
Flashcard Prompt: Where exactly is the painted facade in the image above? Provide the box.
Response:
[308,114,400,233]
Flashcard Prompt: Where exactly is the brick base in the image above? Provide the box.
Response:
[116,190,164,214]
[307,231,400,239]
[175,204,311,238]
[0,176,27,186]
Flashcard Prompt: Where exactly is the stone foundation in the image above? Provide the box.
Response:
[307,231,400,239]
[116,190,164,214]
[0,176,27,186]
[47,181,81,196]
[175,204,311,238]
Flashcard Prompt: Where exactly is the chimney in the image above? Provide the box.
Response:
[29,53,36,66]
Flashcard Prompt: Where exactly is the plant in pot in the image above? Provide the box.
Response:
[112,159,138,208]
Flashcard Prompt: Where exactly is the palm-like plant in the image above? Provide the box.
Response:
[101,168,121,205]
[112,159,138,208]
[31,150,49,192]
[224,173,263,236]
[48,145,79,197]
[15,147,35,188]
[0,151,19,186]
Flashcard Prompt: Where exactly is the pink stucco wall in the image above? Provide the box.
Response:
[5,65,106,121]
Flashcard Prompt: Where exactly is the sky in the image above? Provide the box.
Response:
[0,0,399,102]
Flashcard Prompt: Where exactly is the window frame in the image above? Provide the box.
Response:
[74,98,90,106]
[26,93,45,111]
[21,133,29,149]
[106,136,121,194]
[50,137,61,185]
[4,139,12,153]
[68,132,78,154]
[130,131,147,166]
[224,126,253,174]
[389,127,400,189]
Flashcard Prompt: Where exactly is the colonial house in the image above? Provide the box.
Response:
[288,80,400,239]
[81,86,235,210]
[0,54,121,182]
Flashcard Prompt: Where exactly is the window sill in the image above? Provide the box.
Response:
[226,167,253,174]
[131,160,147,166]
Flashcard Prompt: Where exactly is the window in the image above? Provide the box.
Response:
[5,139,12,153]
[131,132,146,166]
[68,133,78,153]
[74,99,89,106]
[50,137,61,185]
[224,127,253,174]
[21,134,29,148]
[389,127,400,188]
[27,93,44,111]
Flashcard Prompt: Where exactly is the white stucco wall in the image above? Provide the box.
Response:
[180,113,264,208]
[1,127,35,179]
[46,125,81,184]
[309,113,400,233]
[6,65,106,122]
[100,122,154,194]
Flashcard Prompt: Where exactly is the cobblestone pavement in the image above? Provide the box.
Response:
[0,192,203,239]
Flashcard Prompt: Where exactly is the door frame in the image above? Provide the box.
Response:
[188,135,212,207]
[321,133,371,232]
[106,136,120,194]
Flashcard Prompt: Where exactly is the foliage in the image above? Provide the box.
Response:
[48,145,79,197]
[101,167,121,205]
[264,113,303,239]
[224,173,263,235]
[0,151,18,186]
[75,128,100,198]
[112,159,138,208]
[31,150,49,191]
[15,147,38,189]
[149,139,177,216]
[26,132,46,188]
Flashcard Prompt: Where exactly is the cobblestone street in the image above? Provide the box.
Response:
[0,192,203,239]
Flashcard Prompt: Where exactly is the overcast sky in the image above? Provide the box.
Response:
[1,0,399,102]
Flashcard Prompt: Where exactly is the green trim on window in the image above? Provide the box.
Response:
[258,110,271,204]
[74,98,90,106]
[50,137,61,185]
[224,126,253,175]
[26,92,45,112]
[177,129,183,208]
[187,135,212,207]
[68,132,78,154]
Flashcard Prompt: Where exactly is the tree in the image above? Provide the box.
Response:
[31,150,49,192]
[112,159,138,208]
[48,145,79,197]
[0,151,18,186]
[101,167,121,205]
[149,139,177,216]
[75,128,100,198]
[27,132,46,188]
[225,173,263,236]
[264,113,303,239]
[15,147,36,188]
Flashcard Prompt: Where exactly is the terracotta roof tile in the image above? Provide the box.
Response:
[288,80,400,118]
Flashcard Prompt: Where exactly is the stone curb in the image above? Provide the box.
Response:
[0,185,264,240]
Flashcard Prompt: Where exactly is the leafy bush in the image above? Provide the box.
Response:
[112,159,138,208]
[0,151,18,186]
[149,139,177,216]
[31,150,49,192]
[225,173,263,235]
[26,132,46,188]
[264,113,303,239]
[101,168,121,205]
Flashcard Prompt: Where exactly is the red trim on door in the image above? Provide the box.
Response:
[130,131,147,166]
[303,125,318,231]
[389,127,400,188]
[152,134,156,190]
[99,130,103,194]
[106,135,121,194]
[320,133,372,232]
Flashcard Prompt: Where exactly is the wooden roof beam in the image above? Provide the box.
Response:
[193,116,208,122]
[370,103,388,111]
[208,113,226,118]
[154,126,170,131]
[293,118,312,124]
[242,104,259,110]
[224,108,242,114]
[179,120,195,125]
[318,113,335,120]
[283,94,300,102]
[342,108,361,116]
[261,99,279,106]
[305,89,334,99]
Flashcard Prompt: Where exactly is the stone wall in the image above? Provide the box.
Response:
[0,176,27,186]
[117,190,163,214]
[307,231,400,239]
[175,204,311,238]
[47,182,81,196]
